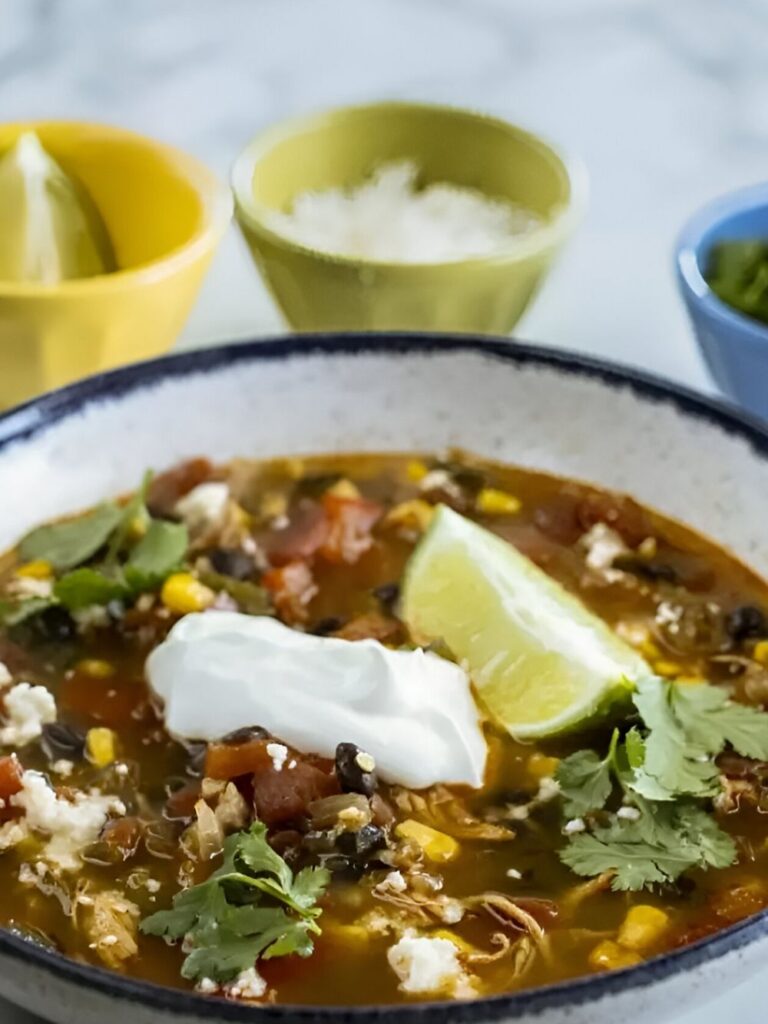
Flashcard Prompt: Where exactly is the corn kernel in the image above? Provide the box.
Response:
[395,819,459,863]
[406,460,429,483]
[260,491,288,520]
[588,940,642,971]
[127,513,148,541]
[86,727,116,767]
[617,905,670,952]
[161,573,215,614]
[754,640,768,667]
[432,929,474,954]
[639,639,661,661]
[475,488,522,516]
[15,560,52,580]
[527,753,560,779]
[654,660,682,678]
[383,500,435,534]
[76,659,114,679]
[326,478,362,500]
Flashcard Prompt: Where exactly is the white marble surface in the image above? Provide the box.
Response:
[2,0,768,1020]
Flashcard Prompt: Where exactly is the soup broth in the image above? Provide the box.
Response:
[0,451,767,1005]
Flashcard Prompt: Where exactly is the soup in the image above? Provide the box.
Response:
[0,450,767,1005]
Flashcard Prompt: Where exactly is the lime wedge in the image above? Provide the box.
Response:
[402,505,649,739]
[0,131,115,284]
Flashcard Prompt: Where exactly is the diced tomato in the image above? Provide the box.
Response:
[263,500,329,566]
[205,738,272,781]
[252,760,340,827]
[0,755,23,821]
[147,458,213,517]
[0,755,22,799]
[319,495,382,565]
[262,561,317,625]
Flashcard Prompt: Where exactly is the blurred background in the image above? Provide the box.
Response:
[6,0,768,391]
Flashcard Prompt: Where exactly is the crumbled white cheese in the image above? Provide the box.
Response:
[114,762,130,777]
[381,870,408,893]
[617,806,641,821]
[437,897,465,924]
[0,820,28,851]
[580,523,628,575]
[387,932,474,997]
[51,759,74,777]
[418,469,463,503]
[615,620,651,648]
[73,605,111,631]
[225,965,267,1000]
[197,977,218,994]
[266,160,541,263]
[0,683,56,746]
[0,662,12,688]
[537,776,560,803]
[145,878,161,894]
[506,867,523,880]
[563,817,586,835]
[12,771,124,871]
[174,483,229,534]
[266,742,288,772]
[507,805,529,821]
[7,576,53,599]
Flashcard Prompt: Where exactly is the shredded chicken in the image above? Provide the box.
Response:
[391,786,514,842]
[81,890,140,968]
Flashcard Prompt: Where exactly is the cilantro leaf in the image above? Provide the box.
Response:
[141,822,329,983]
[556,748,614,817]
[53,567,128,611]
[560,798,737,891]
[631,676,768,799]
[0,596,55,627]
[126,520,188,585]
[105,470,152,563]
[19,503,123,571]
[670,681,768,761]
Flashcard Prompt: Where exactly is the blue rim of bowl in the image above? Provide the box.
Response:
[1,331,768,1021]
[675,180,768,341]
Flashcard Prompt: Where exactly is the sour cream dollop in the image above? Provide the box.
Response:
[146,612,487,789]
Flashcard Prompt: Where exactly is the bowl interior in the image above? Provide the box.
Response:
[236,103,575,237]
[0,122,219,274]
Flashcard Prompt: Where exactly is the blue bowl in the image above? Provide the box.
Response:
[676,182,768,419]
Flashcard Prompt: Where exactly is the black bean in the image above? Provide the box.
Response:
[313,616,346,636]
[612,555,679,583]
[40,722,86,761]
[220,725,268,745]
[373,582,400,612]
[209,548,257,581]
[726,605,768,644]
[28,606,77,643]
[336,823,387,860]
[335,742,378,796]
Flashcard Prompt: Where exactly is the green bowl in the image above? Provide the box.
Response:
[231,102,587,334]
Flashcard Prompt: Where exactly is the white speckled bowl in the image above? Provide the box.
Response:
[0,333,767,1024]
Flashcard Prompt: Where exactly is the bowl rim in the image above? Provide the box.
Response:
[675,180,768,341]
[0,119,233,299]
[2,331,768,1021]
[231,100,589,272]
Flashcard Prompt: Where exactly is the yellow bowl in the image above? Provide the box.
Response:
[0,121,232,408]
[232,102,586,334]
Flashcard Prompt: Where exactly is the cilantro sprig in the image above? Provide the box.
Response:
[556,676,768,890]
[2,472,189,624]
[141,823,330,983]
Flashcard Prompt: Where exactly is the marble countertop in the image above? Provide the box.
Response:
[2,0,768,1020]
